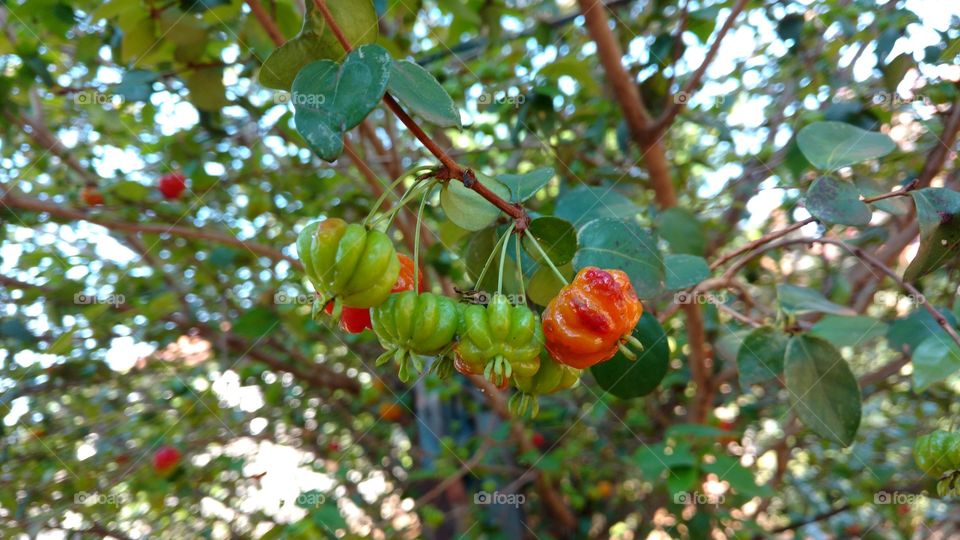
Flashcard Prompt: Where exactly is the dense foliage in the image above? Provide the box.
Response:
[1,0,960,538]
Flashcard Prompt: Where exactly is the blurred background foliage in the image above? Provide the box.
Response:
[1,0,959,538]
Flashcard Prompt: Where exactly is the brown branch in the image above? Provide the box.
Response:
[244,0,286,46]
[311,0,528,229]
[0,191,297,266]
[651,0,750,134]
[578,0,711,421]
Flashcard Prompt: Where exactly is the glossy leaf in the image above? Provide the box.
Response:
[388,60,460,128]
[522,216,577,266]
[737,326,788,387]
[810,315,888,348]
[912,336,960,391]
[590,313,670,399]
[554,185,641,225]
[663,254,709,291]
[440,174,510,232]
[805,176,871,226]
[777,284,856,316]
[498,167,554,203]
[574,218,664,298]
[784,335,862,446]
[259,0,379,90]
[796,121,895,171]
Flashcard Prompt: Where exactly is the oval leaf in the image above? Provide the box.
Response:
[440,175,510,231]
[498,167,554,203]
[664,254,710,291]
[522,216,577,266]
[527,263,573,307]
[777,284,856,316]
[912,335,960,392]
[590,313,670,399]
[555,185,641,225]
[784,335,862,446]
[259,0,378,90]
[333,44,392,129]
[796,121,895,171]
[737,326,788,387]
[388,60,460,128]
[809,315,887,348]
[805,176,872,226]
[574,218,664,298]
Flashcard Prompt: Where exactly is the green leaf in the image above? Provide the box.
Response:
[796,121,896,171]
[498,167,554,203]
[109,180,150,202]
[113,69,157,102]
[120,17,157,64]
[574,218,664,298]
[904,188,960,281]
[656,208,706,256]
[522,216,576,266]
[527,263,573,307]
[805,176,872,226]
[887,308,958,352]
[440,175,510,232]
[387,60,460,128]
[185,67,229,111]
[259,0,379,90]
[334,45,392,127]
[462,226,519,293]
[784,335,862,446]
[554,185,641,225]
[663,254,709,291]
[292,60,344,161]
[777,284,856,316]
[590,313,670,399]
[810,315,888,348]
[737,326,788,387]
[912,335,960,391]
[291,45,392,161]
[232,308,280,339]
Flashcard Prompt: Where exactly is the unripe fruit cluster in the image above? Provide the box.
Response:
[297,218,644,415]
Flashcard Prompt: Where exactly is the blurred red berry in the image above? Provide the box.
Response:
[153,445,181,473]
[159,173,187,200]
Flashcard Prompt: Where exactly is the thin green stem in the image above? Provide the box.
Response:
[516,233,526,301]
[497,223,516,296]
[371,180,430,230]
[474,225,512,291]
[363,165,433,226]
[413,181,435,293]
[524,233,568,285]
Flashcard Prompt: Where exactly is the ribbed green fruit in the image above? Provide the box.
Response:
[371,291,459,382]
